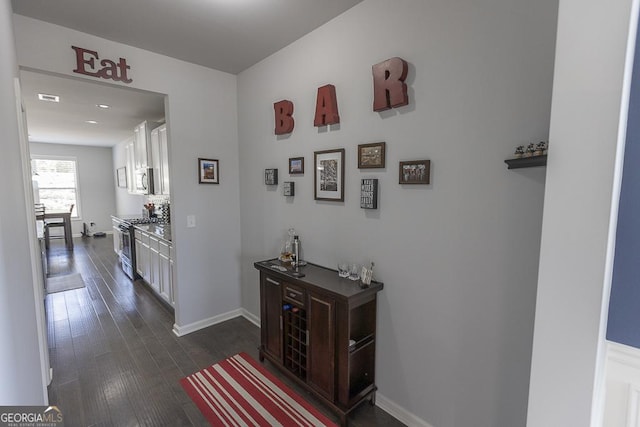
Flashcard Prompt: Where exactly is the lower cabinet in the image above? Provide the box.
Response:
[308,293,336,401]
[255,260,383,426]
[134,227,174,306]
[112,217,122,256]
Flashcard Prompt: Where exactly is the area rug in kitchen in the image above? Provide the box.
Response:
[180,352,337,427]
[46,273,86,293]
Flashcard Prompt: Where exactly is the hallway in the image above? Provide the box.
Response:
[45,236,401,426]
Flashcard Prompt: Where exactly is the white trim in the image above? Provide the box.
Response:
[375,393,434,427]
[240,308,260,327]
[173,308,244,336]
[608,341,640,371]
[628,384,640,427]
[15,77,50,403]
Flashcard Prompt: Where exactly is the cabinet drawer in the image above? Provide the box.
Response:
[283,283,306,307]
[134,229,143,240]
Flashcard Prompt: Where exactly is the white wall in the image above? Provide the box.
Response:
[527,0,638,425]
[12,15,241,329]
[238,0,557,425]
[0,1,47,404]
[30,142,117,235]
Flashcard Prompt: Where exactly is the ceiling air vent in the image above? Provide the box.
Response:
[37,93,60,103]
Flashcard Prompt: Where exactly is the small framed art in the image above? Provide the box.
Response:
[399,160,430,184]
[198,158,219,184]
[289,157,304,174]
[360,178,378,209]
[116,167,127,188]
[358,142,386,169]
[283,181,295,196]
[265,168,278,185]
[314,148,345,201]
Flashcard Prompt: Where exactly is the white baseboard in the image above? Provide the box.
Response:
[173,306,432,427]
[240,308,260,327]
[173,308,244,336]
[376,393,434,427]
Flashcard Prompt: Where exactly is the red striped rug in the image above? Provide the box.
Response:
[181,352,338,427]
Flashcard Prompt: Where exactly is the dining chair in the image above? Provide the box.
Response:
[34,203,45,220]
[44,204,74,249]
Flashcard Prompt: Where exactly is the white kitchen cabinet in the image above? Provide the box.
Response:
[134,226,173,306]
[134,229,151,282]
[133,121,150,169]
[157,240,173,304]
[169,246,175,306]
[150,124,170,195]
[148,235,160,293]
[125,138,135,193]
[112,217,123,256]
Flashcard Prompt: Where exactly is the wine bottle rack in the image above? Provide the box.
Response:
[284,307,307,379]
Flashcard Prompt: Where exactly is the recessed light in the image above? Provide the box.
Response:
[97,104,110,109]
[38,93,60,103]
[85,120,98,124]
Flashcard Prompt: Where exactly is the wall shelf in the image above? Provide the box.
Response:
[504,155,547,169]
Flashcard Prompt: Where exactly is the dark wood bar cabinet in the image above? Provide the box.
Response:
[254,259,383,426]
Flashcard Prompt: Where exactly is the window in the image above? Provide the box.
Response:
[31,156,80,218]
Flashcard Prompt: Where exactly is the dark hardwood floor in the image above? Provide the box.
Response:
[45,236,404,427]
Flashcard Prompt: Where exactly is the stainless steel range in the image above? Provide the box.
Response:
[119,217,162,280]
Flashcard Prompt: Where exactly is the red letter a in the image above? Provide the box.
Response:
[314,84,340,127]
[372,57,409,112]
[274,100,295,135]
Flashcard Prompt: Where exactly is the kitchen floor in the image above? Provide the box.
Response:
[45,236,404,426]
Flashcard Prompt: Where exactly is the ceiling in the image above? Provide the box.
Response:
[13,0,364,147]
[11,0,364,75]
[20,71,165,147]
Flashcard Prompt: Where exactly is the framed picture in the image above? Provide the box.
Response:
[289,157,304,174]
[283,181,295,196]
[314,148,345,201]
[116,167,127,188]
[265,168,278,185]
[358,142,386,169]
[198,158,219,184]
[399,160,430,184]
[360,178,378,209]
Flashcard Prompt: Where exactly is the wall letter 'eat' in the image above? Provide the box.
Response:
[372,57,409,112]
[314,84,340,127]
[274,100,295,135]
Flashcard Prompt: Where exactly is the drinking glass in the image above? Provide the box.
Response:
[338,262,349,278]
[349,264,361,281]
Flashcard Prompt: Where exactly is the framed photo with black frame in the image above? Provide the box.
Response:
[265,168,278,185]
[399,160,430,184]
[288,157,304,174]
[314,148,345,201]
[198,158,219,184]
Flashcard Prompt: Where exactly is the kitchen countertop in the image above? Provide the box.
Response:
[134,223,172,242]
[111,214,171,242]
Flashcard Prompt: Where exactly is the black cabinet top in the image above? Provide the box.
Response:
[254,259,383,301]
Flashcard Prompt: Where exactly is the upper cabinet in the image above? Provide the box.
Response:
[129,120,170,195]
[125,138,135,193]
[133,121,151,169]
[150,124,170,195]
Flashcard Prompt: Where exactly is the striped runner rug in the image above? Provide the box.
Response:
[181,352,337,427]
